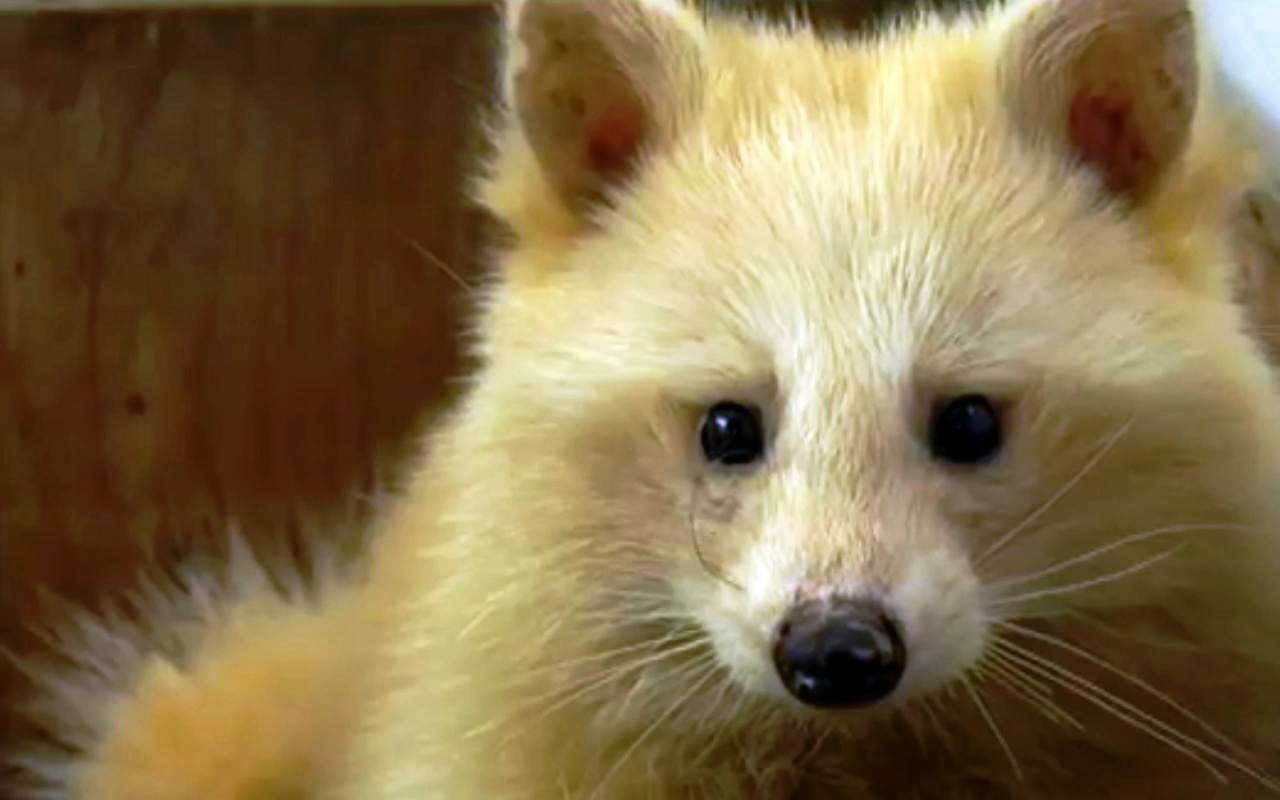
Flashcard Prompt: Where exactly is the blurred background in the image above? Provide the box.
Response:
[0,0,1118,791]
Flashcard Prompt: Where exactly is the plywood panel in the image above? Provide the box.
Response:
[0,6,496,781]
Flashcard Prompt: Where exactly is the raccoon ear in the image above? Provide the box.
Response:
[499,0,707,217]
[998,0,1198,205]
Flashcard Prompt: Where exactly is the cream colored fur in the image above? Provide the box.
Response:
[10,0,1280,798]
[6,518,373,800]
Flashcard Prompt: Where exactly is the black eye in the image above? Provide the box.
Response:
[699,401,766,466]
[929,394,1003,465]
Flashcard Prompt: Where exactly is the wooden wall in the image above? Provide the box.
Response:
[0,5,499,784]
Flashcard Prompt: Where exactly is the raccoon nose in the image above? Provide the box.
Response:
[771,598,907,709]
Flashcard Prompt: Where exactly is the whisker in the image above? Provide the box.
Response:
[900,700,934,751]
[457,583,525,639]
[1052,609,1203,653]
[585,589,688,608]
[698,668,741,740]
[503,634,711,734]
[990,641,1229,783]
[989,523,1245,593]
[689,481,743,592]
[990,547,1183,609]
[918,696,951,750]
[962,673,1023,781]
[976,419,1133,568]
[991,639,1279,789]
[907,693,961,758]
[981,652,1083,730]
[804,722,839,767]
[685,695,735,770]
[572,610,691,628]
[401,234,476,295]
[520,629,694,681]
[611,650,718,730]
[994,622,1248,757]
[586,667,722,799]
[981,652,1053,699]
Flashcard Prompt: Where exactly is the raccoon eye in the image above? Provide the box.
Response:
[699,402,766,466]
[928,394,1003,465]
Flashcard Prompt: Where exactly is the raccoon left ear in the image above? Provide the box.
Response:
[997,0,1198,205]
[498,0,707,218]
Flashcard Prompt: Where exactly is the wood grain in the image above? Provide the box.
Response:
[0,6,495,781]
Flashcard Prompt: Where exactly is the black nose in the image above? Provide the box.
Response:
[771,598,907,709]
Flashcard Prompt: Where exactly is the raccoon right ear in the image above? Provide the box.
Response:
[995,0,1198,206]
[495,0,707,222]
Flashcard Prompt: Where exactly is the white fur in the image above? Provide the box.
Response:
[5,515,371,800]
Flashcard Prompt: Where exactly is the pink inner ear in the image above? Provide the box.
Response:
[585,103,644,179]
[1067,88,1156,197]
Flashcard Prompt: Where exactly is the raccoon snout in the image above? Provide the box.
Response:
[771,597,907,710]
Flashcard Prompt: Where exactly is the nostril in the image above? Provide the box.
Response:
[771,598,907,710]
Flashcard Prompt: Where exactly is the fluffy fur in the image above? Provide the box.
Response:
[6,516,373,800]
[10,0,1280,798]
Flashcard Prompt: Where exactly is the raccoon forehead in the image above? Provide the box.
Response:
[587,160,1098,342]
